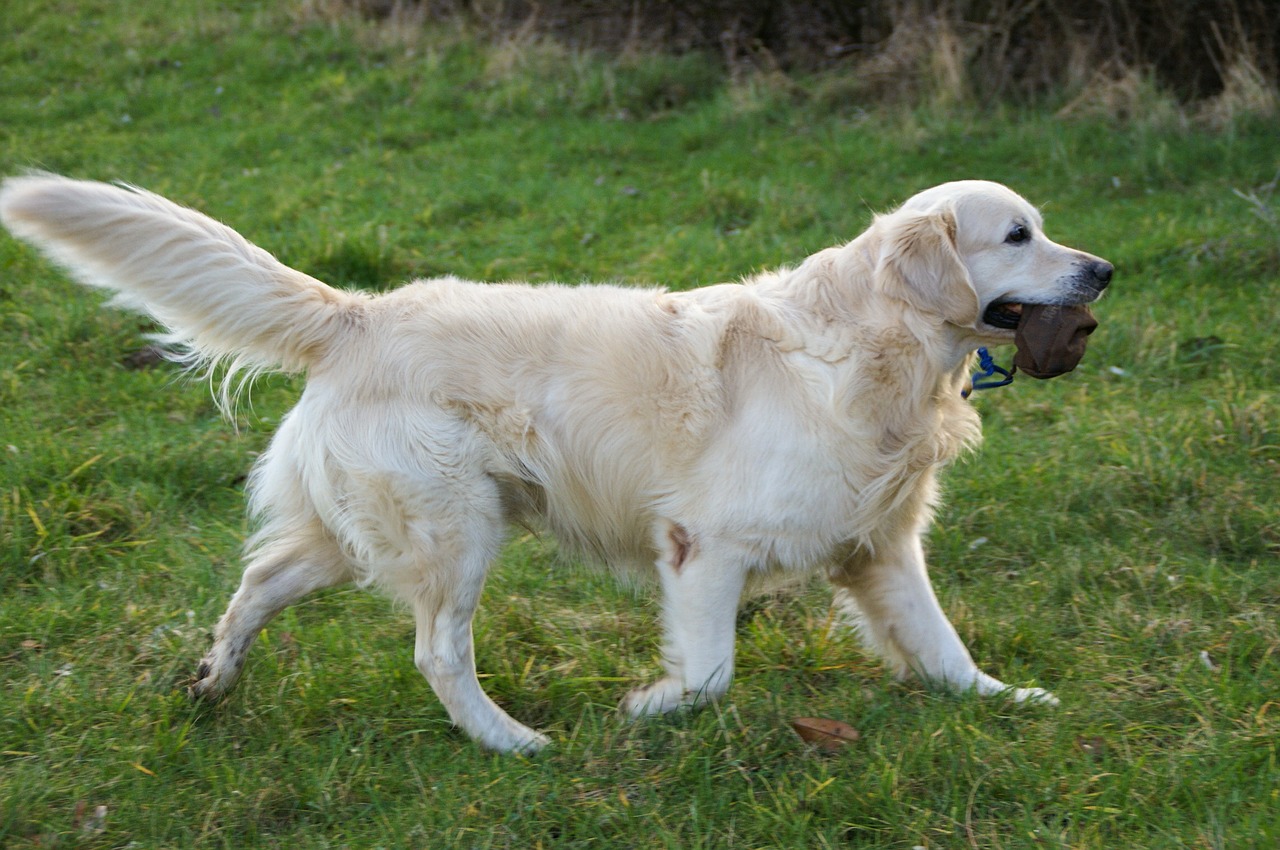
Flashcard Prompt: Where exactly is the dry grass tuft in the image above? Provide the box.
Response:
[1056,60,1186,127]
[850,13,971,106]
[1198,56,1279,128]
[293,0,433,51]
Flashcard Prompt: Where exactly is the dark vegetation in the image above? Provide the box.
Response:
[343,0,1279,105]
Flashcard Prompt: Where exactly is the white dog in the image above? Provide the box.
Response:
[0,176,1111,752]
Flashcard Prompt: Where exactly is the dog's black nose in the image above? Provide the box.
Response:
[1090,260,1114,290]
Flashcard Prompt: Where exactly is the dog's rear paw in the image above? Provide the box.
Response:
[1009,685,1059,706]
[477,721,550,754]
[512,729,552,755]
[187,659,232,702]
[964,670,1059,706]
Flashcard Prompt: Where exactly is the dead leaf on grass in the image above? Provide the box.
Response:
[791,716,861,751]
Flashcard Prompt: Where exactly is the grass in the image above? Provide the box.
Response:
[1,1,1278,848]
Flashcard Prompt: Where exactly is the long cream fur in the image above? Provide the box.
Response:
[0,174,1110,752]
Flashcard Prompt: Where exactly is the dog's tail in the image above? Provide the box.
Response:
[0,174,366,407]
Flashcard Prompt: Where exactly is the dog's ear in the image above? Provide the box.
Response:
[874,208,980,326]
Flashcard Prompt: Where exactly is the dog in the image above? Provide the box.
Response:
[0,176,1111,752]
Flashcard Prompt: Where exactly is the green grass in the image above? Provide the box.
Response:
[2,1,1278,848]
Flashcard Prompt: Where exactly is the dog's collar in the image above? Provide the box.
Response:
[961,347,1015,399]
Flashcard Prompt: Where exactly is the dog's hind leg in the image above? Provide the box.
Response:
[621,525,750,717]
[402,514,550,754]
[191,520,352,701]
[344,465,548,753]
[411,574,549,754]
[829,532,1057,705]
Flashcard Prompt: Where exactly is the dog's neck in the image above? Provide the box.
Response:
[752,234,981,392]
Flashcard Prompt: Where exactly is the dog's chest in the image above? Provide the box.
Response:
[680,392,969,568]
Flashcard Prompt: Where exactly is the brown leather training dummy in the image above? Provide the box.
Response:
[1012,304,1098,378]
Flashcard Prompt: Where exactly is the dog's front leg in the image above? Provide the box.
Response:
[830,533,1057,704]
[622,525,749,717]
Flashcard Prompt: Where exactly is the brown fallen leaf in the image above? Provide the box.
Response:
[791,717,861,751]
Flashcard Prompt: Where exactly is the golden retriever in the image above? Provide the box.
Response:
[0,175,1111,752]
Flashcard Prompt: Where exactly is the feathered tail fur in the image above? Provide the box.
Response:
[0,174,366,410]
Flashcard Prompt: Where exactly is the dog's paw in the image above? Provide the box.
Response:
[620,677,687,718]
[1008,685,1059,706]
[476,720,551,754]
[187,658,233,702]
[511,729,552,755]
[963,670,1059,707]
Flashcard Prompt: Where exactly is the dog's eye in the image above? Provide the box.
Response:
[1006,224,1030,244]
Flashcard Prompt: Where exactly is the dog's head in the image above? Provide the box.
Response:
[874,180,1112,339]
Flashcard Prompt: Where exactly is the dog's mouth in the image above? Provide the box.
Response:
[981,301,1025,330]
[982,294,1098,331]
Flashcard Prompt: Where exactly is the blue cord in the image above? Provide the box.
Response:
[963,347,1014,398]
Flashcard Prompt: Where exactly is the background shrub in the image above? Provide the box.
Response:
[325,0,1279,107]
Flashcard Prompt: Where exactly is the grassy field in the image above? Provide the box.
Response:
[2,1,1278,848]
